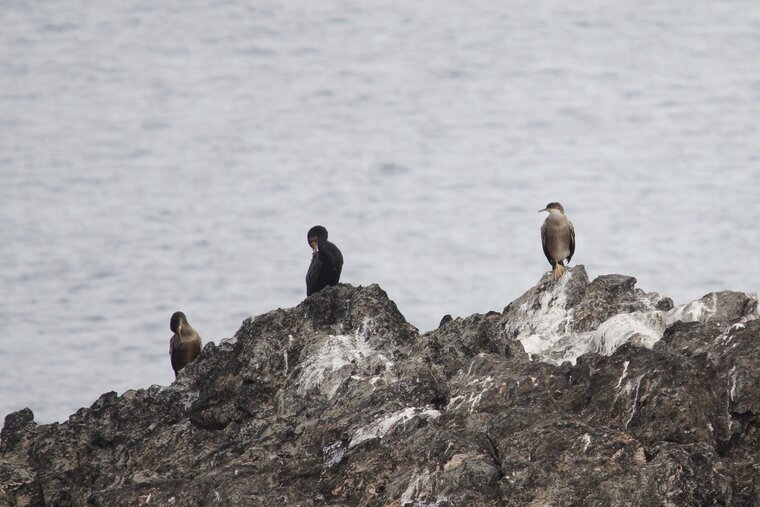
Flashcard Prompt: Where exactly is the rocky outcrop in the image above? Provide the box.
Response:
[2,266,759,506]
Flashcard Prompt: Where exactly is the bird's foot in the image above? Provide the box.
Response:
[553,264,566,280]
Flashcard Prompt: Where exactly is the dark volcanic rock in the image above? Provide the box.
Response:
[1,276,759,506]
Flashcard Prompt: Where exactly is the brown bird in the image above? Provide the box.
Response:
[539,202,576,280]
[169,311,202,377]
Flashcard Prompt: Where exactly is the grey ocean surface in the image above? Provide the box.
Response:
[1,1,759,423]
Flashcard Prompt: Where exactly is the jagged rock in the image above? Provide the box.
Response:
[500,266,757,365]
[1,274,759,506]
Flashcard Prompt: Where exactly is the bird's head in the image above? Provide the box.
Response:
[170,311,187,334]
[539,202,565,214]
[307,225,328,252]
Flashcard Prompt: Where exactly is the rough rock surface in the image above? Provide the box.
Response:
[2,266,759,506]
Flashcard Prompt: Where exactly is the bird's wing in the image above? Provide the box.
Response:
[305,253,321,296]
[332,245,344,277]
[169,334,179,355]
[567,220,576,263]
[320,242,343,277]
[169,335,180,374]
[190,338,202,361]
[541,222,553,265]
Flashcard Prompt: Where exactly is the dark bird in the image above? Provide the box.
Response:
[169,311,202,377]
[539,202,576,280]
[305,225,343,296]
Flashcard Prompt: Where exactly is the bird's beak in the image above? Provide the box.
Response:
[310,238,318,252]
[538,208,547,213]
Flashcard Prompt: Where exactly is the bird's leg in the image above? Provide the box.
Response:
[553,263,566,280]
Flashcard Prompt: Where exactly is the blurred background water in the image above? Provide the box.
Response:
[1,0,758,423]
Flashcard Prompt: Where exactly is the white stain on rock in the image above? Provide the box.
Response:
[506,271,575,359]
[295,318,395,399]
[508,278,758,365]
[625,374,645,428]
[349,406,441,449]
[399,468,448,507]
[447,375,496,414]
[322,441,345,467]
[615,361,630,389]
[581,434,592,453]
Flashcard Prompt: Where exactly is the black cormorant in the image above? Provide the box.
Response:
[305,225,343,296]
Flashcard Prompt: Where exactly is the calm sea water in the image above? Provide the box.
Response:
[1,0,759,423]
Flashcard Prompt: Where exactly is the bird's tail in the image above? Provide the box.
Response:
[553,264,566,281]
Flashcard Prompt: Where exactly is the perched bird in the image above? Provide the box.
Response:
[539,202,576,280]
[169,311,202,377]
[305,225,343,296]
